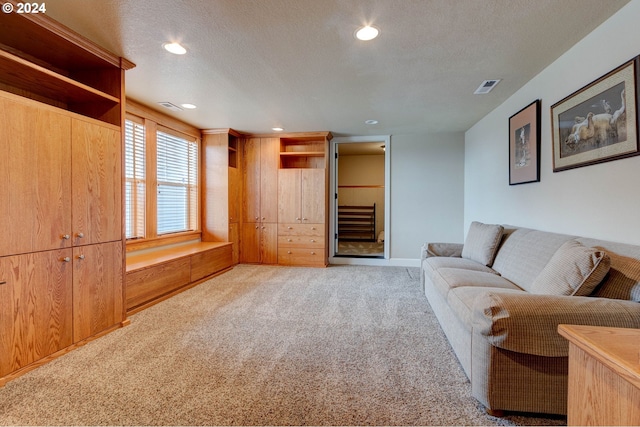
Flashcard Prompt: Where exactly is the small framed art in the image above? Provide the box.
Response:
[509,99,541,185]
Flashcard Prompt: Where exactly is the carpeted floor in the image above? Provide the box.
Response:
[0,265,566,426]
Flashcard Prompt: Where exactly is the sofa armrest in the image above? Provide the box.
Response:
[421,242,464,260]
[472,292,640,357]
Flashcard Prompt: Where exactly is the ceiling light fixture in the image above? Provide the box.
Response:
[181,103,197,109]
[163,42,187,55]
[381,145,385,151]
[355,25,379,41]
[272,127,284,132]
[365,119,378,125]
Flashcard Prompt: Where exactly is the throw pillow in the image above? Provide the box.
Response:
[531,240,610,296]
[461,222,504,266]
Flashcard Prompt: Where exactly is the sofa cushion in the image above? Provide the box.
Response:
[431,268,521,299]
[577,238,640,302]
[492,228,575,292]
[531,240,610,296]
[447,286,525,329]
[461,222,504,267]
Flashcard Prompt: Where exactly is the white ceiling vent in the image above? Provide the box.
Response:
[158,101,183,111]
[474,79,501,95]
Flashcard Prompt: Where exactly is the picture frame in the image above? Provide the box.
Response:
[509,99,541,185]
[551,56,640,172]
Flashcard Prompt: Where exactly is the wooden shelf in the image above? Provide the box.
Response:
[0,8,133,125]
[0,50,120,105]
[279,151,325,157]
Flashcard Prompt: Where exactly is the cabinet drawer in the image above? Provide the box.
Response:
[278,235,324,248]
[278,223,323,237]
[126,258,190,310]
[190,244,233,282]
[278,247,326,267]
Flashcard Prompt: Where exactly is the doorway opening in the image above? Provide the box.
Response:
[330,136,390,261]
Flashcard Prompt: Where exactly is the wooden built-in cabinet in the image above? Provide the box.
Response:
[277,133,330,267]
[240,137,279,264]
[201,129,243,264]
[0,10,133,386]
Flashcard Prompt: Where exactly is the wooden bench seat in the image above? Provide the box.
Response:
[126,241,233,314]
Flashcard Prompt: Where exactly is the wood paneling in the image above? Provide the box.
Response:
[0,250,73,377]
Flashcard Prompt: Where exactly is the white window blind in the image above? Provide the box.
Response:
[124,118,146,239]
[156,129,198,235]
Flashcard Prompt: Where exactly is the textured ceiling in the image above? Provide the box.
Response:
[42,0,629,136]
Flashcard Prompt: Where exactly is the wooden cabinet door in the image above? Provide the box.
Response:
[228,167,240,224]
[0,250,73,377]
[71,119,122,246]
[73,241,123,342]
[260,223,278,264]
[278,169,301,223]
[301,169,325,224]
[229,223,239,264]
[242,138,261,223]
[260,138,279,223]
[240,222,261,263]
[0,95,72,257]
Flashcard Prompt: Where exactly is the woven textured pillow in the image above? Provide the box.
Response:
[531,240,610,296]
[461,222,504,266]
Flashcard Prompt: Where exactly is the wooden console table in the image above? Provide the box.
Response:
[558,324,640,426]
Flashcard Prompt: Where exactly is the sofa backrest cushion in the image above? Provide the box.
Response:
[461,222,504,266]
[577,238,640,302]
[530,240,611,296]
[492,227,575,292]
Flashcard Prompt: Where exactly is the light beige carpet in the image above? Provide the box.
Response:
[0,265,565,426]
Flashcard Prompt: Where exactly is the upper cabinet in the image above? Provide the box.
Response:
[0,7,134,125]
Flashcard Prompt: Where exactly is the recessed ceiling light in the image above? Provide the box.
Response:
[365,119,378,125]
[181,103,197,109]
[355,26,379,41]
[272,127,284,132]
[163,42,187,55]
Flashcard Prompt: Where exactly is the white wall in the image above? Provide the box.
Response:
[465,0,640,245]
[390,132,465,261]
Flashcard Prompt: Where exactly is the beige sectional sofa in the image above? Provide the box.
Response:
[421,222,640,416]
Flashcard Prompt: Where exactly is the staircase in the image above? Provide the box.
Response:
[338,204,376,242]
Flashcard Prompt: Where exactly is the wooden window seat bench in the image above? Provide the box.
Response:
[126,241,234,314]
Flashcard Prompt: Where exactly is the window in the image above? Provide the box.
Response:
[156,129,198,234]
[124,109,200,245]
[124,118,146,239]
